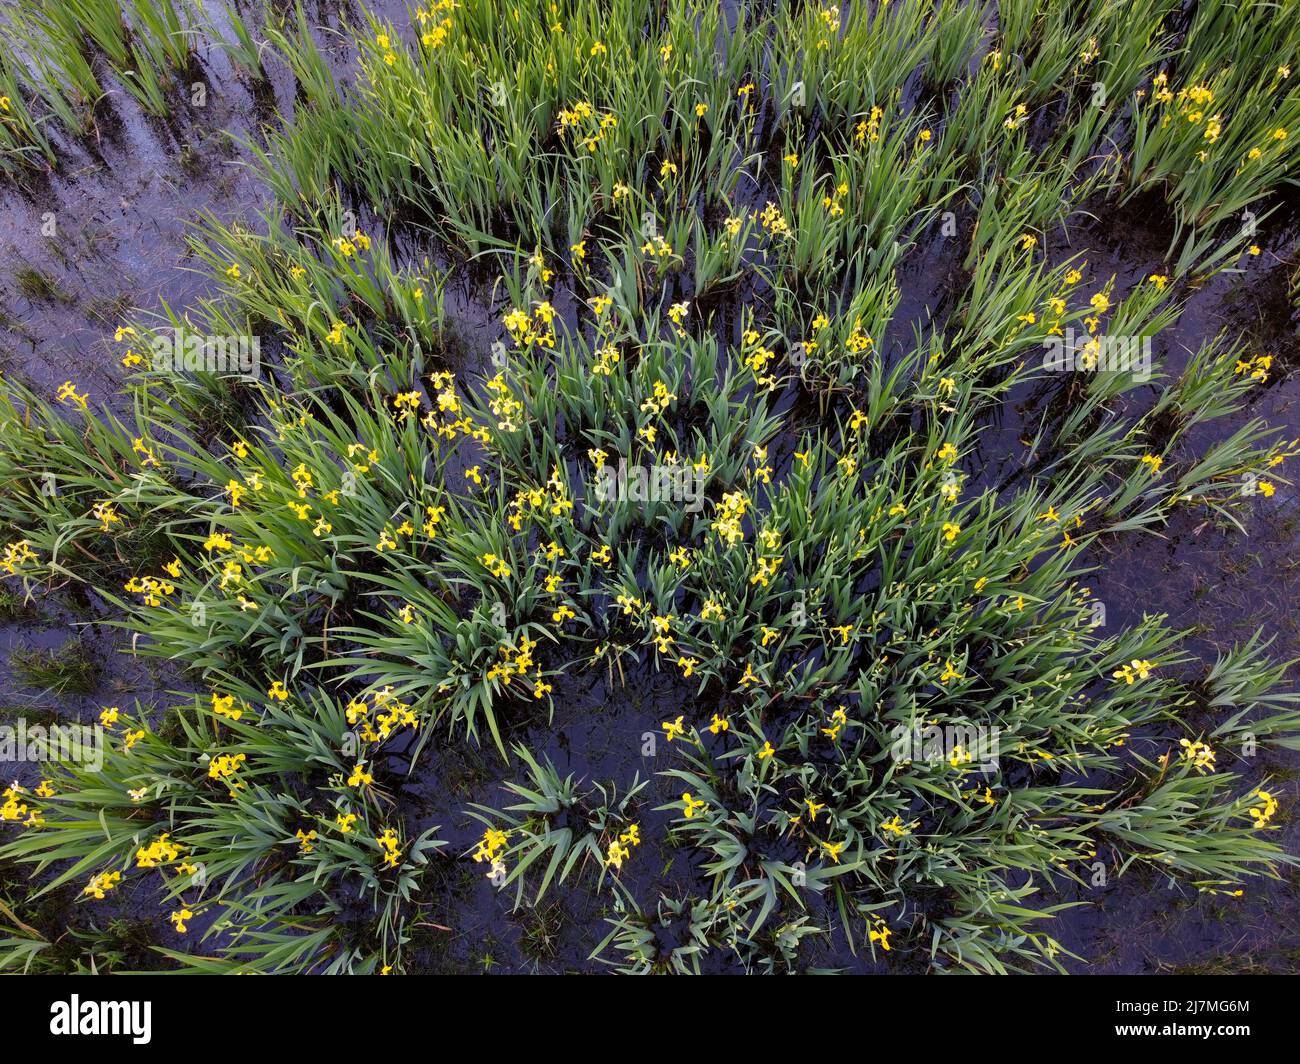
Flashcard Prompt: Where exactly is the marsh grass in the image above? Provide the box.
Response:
[0,0,202,172]
[14,267,71,304]
[9,638,102,696]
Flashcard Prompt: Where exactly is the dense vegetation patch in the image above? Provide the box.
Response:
[2,0,1299,973]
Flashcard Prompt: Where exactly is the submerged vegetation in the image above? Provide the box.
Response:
[1,0,1299,974]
